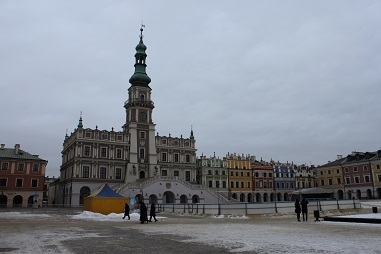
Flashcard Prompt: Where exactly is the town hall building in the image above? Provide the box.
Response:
[57,28,217,207]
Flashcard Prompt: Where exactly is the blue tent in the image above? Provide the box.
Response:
[91,183,123,197]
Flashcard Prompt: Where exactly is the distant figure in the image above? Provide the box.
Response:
[301,198,309,221]
[123,203,130,220]
[295,199,301,222]
[139,201,148,224]
[149,203,158,222]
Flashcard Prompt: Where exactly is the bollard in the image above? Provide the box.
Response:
[314,210,320,222]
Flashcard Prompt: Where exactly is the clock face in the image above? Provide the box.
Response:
[139,112,147,121]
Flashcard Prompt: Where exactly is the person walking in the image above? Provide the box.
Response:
[149,202,158,222]
[295,199,301,222]
[139,201,148,224]
[123,202,130,220]
[301,198,309,221]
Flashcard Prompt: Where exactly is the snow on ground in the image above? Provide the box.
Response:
[2,204,381,253]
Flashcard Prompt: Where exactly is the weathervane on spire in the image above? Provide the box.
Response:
[140,21,145,38]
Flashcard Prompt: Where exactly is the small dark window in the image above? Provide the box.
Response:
[16,179,23,187]
[31,179,38,188]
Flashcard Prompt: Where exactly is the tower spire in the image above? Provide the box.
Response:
[129,25,151,87]
[77,111,83,128]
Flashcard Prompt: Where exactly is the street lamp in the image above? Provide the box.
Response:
[217,181,220,215]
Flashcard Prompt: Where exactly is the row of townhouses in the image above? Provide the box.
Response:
[1,28,381,207]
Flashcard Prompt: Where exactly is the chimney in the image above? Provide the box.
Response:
[337,155,342,160]
[0,144,4,150]
[14,144,20,154]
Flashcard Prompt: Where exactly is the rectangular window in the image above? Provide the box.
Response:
[185,141,189,147]
[185,171,190,181]
[364,175,370,183]
[353,166,358,172]
[216,181,220,188]
[18,164,24,171]
[328,179,333,185]
[222,181,226,188]
[215,170,219,175]
[263,182,266,188]
[320,180,324,186]
[99,167,107,179]
[241,172,243,177]
[117,135,123,141]
[85,132,91,138]
[337,169,340,173]
[32,164,39,171]
[1,162,8,170]
[207,170,212,175]
[161,170,167,176]
[354,176,360,183]
[345,177,351,184]
[290,183,294,188]
[377,164,380,170]
[248,181,251,188]
[0,178,7,187]
[116,149,122,159]
[208,181,212,187]
[378,175,381,182]
[31,179,38,188]
[82,166,90,178]
[337,178,342,184]
[269,173,272,177]
[101,148,107,158]
[235,182,239,188]
[345,168,349,173]
[241,182,244,188]
[230,181,234,188]
[161,139,167,145]
[16,178,23,187]
[140,131,145,139]
[161,152,167,162]
[139,148,145,159]
[186,154,190,163]
[84,146,91,156]
[363,165,368,171]
[174,153,179,162]
[222,171,225,175]
[115,168,122,179]
[174,170,179,177]
[269,182,273,188]
[230,171,233,176]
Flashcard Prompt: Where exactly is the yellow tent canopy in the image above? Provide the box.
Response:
[83,183,128,215]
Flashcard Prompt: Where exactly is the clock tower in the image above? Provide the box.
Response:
[123,27,158,183]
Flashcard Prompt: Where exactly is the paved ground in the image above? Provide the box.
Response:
[0,206,380,254]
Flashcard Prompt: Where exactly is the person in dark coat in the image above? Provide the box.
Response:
[295,199,301,222]
[301,198,309,221]
[149,203,158,222]
[139,201,148,224]
[123,203,130,220]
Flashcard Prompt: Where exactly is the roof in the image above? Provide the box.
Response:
[316,157,347,168]
[89,183,124,198]
[0,148,47,162]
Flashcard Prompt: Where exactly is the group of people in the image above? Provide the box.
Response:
[122,201,158,223]
[294,198,309,221]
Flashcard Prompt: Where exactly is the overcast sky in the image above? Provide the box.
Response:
[1,1,381,177]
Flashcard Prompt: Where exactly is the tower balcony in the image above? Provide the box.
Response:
[124,98,155,109]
